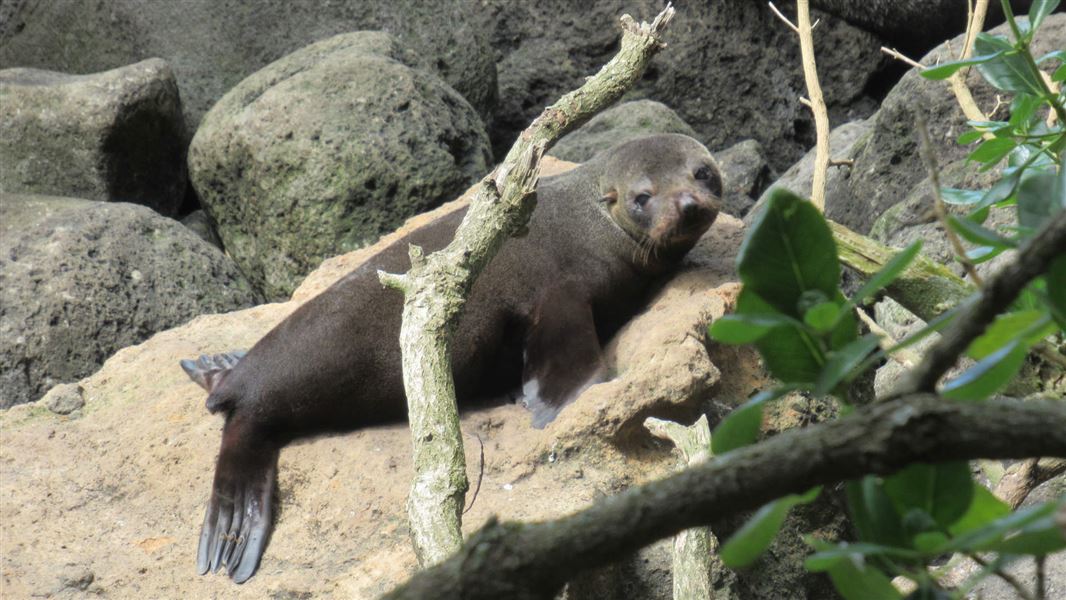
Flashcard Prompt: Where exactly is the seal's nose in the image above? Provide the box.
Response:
[677,193,701,220]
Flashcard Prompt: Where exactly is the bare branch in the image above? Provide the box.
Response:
[880,46,924,70]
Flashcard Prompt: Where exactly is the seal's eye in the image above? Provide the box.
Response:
[694,166,713,181]
[634,193,651,208]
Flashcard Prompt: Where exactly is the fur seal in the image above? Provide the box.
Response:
[181,133,722,582]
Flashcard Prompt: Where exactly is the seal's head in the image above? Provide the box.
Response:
[596,134,721,265]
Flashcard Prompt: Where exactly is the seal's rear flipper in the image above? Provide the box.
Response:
[197,415,278,584]
[180,351,247,393]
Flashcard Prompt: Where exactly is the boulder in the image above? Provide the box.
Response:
[825,14,1066,233]
[549,100,698,163]
[0,59,186,214]
[0,193,259,408]
[188,32,492,299]
[714,139,775,218]
[484,1,885,170]
[746,118,871,225]
[180,210,223,250]
[0,0,496,129]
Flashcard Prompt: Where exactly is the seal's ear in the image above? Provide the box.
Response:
[600,189,618,205]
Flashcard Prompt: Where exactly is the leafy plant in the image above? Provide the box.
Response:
[707,2,1065,596]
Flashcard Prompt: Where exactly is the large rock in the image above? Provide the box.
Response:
[714,139,775,218]
[189,32,492,299]
[483,1,885,170]
[0,59,186,214]
[0,0,496,130]
[746,118,872,225]
[0,193,260,408]
[549,100,698,163]
[825,14,1066,233]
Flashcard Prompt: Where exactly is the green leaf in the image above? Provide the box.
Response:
[948,485,1011,536]
[711,386,801,454]
[720,487,820,567]
[1029,0,1060,32]
[846,477,907,547]
[804,301,840,333]
[821,551,903,600]
[920,52,1004,80]
[737,188,840,317]
[975,35,1046,96]
[941,341,1028,401]
[738,289,825,383]
[1048,255,1066,327]
[805,541,921,571]
[1054,63,1066,82]
[1017,172,1062,230]
[988,515,1066,555]
[965,244,1006,264]
[977,168,1025,208]
[913,532,950,553]
[1037,49,1066,65]
[709,313,796,344]
[948,215,1017,249]
[850,241,922,306]
[941,188,985,205]
[956,130,985,145]
[968,137,1017,165]
[814,334,883,397]
[1007,94,1043,130]
[966,310,1055,359]
[882,462,974,530]
[883,306,960,356]
[944,500,1060,553]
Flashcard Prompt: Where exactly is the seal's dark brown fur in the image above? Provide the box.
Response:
[182,134,721,582]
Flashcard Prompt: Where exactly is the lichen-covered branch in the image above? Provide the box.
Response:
[376,4,676,566]
[382,396,1066,600]
[829,220,972,321]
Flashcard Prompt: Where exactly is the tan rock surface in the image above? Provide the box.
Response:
[1,157,749,598]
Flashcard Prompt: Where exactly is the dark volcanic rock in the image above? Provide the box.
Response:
[0,193,260,408]
[550,99,697,163]
[746,118,871,225]
[824,14,1066,234]
[0,59,186,214]
[0,0,496,129]
[188,32,492,300]
[714,139,774,218]
[483,0,885,171]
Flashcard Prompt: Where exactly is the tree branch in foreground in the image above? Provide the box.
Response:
[376,5,675,565]
[382,396,1066,600]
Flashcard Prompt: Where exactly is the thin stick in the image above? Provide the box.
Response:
[855,308,918,369]
[916,116,984,286]
[880,46,923,70]
[767,1,798,32]
[949,0,992,130]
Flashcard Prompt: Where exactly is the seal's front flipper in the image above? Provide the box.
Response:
[521,283,607,428]
[197,414,278,584]
[180,351,246,393]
